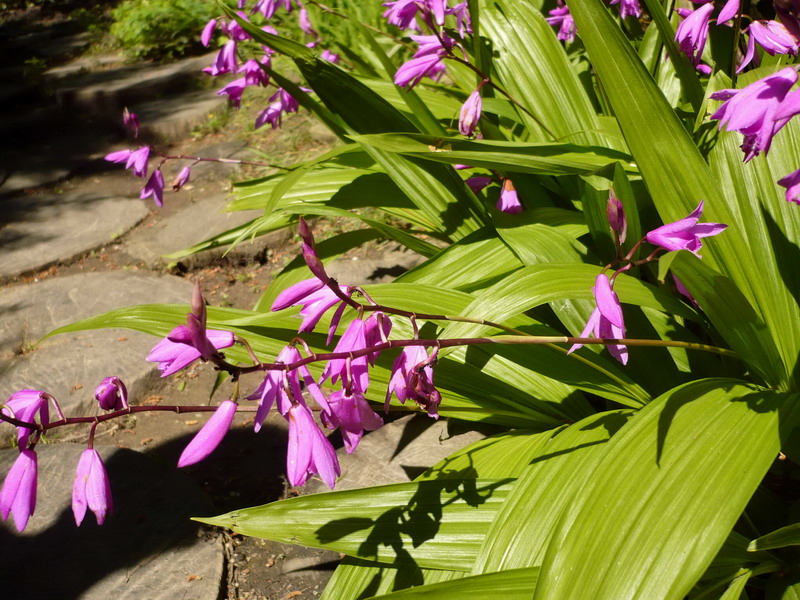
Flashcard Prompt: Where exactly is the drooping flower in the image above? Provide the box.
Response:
[205,40,238,76]
[0,448,37,532]
[610,0,641,19]
[364,312,392,365]
[383,0,425,29]
[645,201,727,256]
[386,346,442,418]
[459,90,482,136]
[140,168,165,207]
[238,58,270,87]
[217,77,248,108]
[95,377,128,411]
[717,0,740,25]
[104,146,150,178]
[286,403,340,488]
[172,166,192,191]
[466,175,493,194]
[546,1,576,43]
[395,34,454,89]
[178,400,237,467]
[675,3,714,66]
[778,167,800,203]
[323,388,383,454]
[497,179,523,214]
[321,49,341,63]
[673,275,698,307]
[72,448,112,526]
[2,390,50,450]
[710,67,799,161]
[254,0,294,19]
[749,20,799,56]
[607,191,627,244]
[321,319,370,392]
[569,274,628,365]
[201,18,218,47]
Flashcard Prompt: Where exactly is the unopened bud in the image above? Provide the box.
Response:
[607,192,627,244]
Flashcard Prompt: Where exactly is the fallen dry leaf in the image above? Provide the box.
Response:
[142,395,162,405]
[184,419,199,426]
[117,336,128,342]
[71,384,83,391]
[140,437,154,445]
[186,575,202,582]
[286,592,303,599]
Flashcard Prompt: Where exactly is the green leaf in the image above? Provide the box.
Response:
[195,479,514,571]
[472,410,633,573]
[749,523,800,552]
[671,252,783,388]
[480,0,608,147]
[365,567,540,599]
[533,379,794,600]
[352,133,636,176]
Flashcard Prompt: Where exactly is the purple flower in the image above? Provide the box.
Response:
[0,448,37,532]
[645,201,727,256]
[497,179,523,214]
[247,345,330,429]
[466,175,493,194]
[254,0,294,19]
[364,312,392,365]
[239,58,270,87]
[321,319,370,392]
[385,346,442,418]
[217,77,248,108]
[271,279,348,333]
[299,7,317,36]
[749,20,799,56]
[321,49,341,63]
[72,448,112,526]
[710,67,798,161]
[206,40,238,76]
[673,275,698,307]
[272,277,325,311]
[778,167,800,203]
[459,90,482,136]
[122,108,139,138]
[607,191,627,244]
[172,166,192,191]
[2,390,50,450]
[140,168,165,207]
[286,403,340,488]
[776,0,800,40]
[383,0,423,29]
[323,389,383,454]
[178,400,237,467]
[569,274,628,365]
[95,377,128,411]
[546,1,576,43]
[104,146,150,178]
[450,1,471,35]
[201,18,218,47]
[718,0,740,25]
[395,34,454,89]
[610,0,641,19]
[675,4,714,66]
[147,328,234,377]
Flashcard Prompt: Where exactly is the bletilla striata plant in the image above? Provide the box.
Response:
[7,0,800,598]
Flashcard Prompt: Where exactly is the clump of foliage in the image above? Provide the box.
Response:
[110,0,219,60]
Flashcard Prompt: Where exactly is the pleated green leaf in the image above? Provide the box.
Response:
[365,567,539,599]
[196,479,514,571]
[479,0,607,146]
[533,379,794,600]
[352,133,636,176]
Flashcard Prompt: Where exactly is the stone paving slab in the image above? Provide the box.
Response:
[133,89,227,141]
[123,191,265,266]
[0,272,193,415]
[0,444,223,600]
[0,192,149,278]
[325,247,425,286]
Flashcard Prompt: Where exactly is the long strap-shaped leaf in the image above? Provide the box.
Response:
[365,567,539,599]
[533,379,797,599]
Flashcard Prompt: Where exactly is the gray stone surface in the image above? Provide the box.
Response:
[0,444,223,600]
[0,272,193,415]
[55,53,216,113]
[306,415,485,493]
[0,191,149,278]
[123,191,264,265]
[326,246,425,286]
[0,167,71,196]
[134,89,227,141]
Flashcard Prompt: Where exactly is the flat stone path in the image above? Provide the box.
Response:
[0,272,192,415]
[0,444,223,600]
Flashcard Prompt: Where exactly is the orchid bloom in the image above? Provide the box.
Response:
[2,390,50,449]
[178,400,238,467]
[607,192,627,244]
[286,403,340,488]
[140,168,165,207]
[459,90,482,136]
[675,3,714,67]
[710,67,798,161]
[95,377,128,411]
[778,167,800,204]
[497,179,523,214]
[546,1,576,43]
[569,274,628,365]
[323,388,383,454]
[645,201,727,256]
[0,448,37,532]
[72,449,112,526]
[386,346,442,418]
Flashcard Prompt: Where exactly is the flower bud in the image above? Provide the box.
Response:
[172,166,191,191]
[95,377,128,411]
[178,400,237,467]
[459,90,482,136]
[72,448,112,526]
[606,192,627,244]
